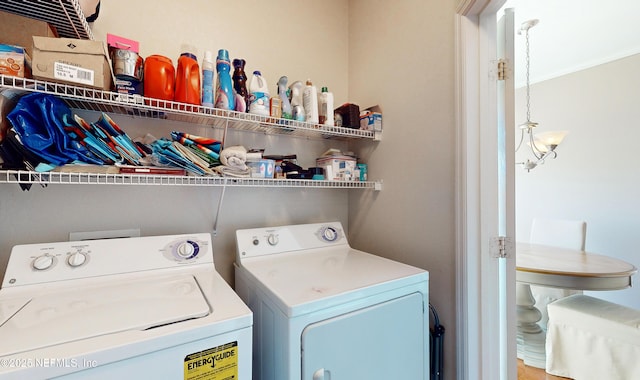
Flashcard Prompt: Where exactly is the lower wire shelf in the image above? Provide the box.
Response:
[0,170,382,190]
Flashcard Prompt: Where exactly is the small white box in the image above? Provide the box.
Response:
[316,155,357,181]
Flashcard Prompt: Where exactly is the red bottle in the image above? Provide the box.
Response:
[175,47,201,105]
[143,55,175,101]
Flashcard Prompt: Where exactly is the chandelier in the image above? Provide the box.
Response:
[515,19,568,172]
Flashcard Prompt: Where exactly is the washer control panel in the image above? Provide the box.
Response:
[236,222,348,260]
[2,233,212,288]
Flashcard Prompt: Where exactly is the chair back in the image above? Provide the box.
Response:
[529,218,587,251]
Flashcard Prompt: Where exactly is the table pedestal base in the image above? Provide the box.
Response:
[516,282,546,369]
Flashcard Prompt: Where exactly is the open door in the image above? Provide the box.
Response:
[454,2,517,379]
[496,7,517,380]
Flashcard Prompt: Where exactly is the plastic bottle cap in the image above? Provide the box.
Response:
[180,43,197,57]
[253,70,261,75]
[322,87,328,92]
[217,49,230,61]
[306,79,313,85]
[204,50,213,62]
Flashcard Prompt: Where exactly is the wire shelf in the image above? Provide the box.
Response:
[0,0,93,40]
[0,75,379,141]
[0,170,381,190]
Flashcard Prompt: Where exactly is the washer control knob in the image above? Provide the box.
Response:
[67,252,87,267]
[176,242,196,258]
[321,227,339,242]
[32,255,54,271]
[267,233,279,246]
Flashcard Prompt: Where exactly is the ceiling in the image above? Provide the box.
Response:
[501,0,640,87]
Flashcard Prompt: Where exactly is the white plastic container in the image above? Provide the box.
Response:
[248,70,270,116]
[303,79,319,124]
[319,86,334,126]
[201,50,214,108]
[289,81,305,122]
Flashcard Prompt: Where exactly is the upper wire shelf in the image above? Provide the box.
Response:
[0,170,382,190]
[0,75,379,141]
[0,0,94,40]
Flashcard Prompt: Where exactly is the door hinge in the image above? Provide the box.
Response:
[497,59,507,81]
[490,236,513,258]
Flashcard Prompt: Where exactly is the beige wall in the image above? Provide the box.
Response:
[348,0,458,378]
[0,0,460,378]
[515,54,640,310]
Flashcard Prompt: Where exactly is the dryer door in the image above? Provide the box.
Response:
[301,292,426,380]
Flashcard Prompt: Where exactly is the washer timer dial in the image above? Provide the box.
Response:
[164,239,201,262]
[319,226,340,242]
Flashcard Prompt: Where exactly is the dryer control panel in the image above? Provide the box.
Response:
[2,233,213,288]
[236,222,348,261]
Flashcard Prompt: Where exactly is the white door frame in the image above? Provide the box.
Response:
[455,1,517,379]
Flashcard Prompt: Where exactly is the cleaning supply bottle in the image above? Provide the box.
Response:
[214,49,235,111]
[289,80,305,122]
[201,50,214,108]
[277,76,292,119]
[232,58,249,111]
[319,86,334,126]
[303,79,319,124]
[248,70,270,116]
[175,45,201,105]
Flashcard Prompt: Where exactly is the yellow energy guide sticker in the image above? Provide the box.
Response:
[184,341,238,380]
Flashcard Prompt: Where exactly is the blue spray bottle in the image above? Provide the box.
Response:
[214,49,235,111]
[277,76,293,120]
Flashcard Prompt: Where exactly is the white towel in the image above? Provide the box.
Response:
[220,145,248,171]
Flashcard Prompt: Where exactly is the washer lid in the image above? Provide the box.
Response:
[239,246,428,317]
[0,274,210,356]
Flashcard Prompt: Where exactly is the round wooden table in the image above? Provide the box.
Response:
[515,242,637,369]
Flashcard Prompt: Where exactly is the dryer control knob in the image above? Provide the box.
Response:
[32,255,54,271]
[267,233,279,246]
[67,252,87,267]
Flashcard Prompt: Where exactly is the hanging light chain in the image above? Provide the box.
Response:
[524,27,532,123]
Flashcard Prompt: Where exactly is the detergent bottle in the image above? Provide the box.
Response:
[277,76,293,119]
[289,80,305,122]
[303,79,319,124]
[248,71,270,116]
[174,45,201,105]
[214,49,235,111]
[201,50,214,108]
[232,58,249,110]
[319,87,334,126]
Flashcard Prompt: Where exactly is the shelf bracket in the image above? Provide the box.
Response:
[212,180,228,237]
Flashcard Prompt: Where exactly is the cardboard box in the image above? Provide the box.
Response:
[334,103,360,129]
[0,11,57,57]
[31,36,113,90]
[316,155,357,181]
[360,105,383,132]
[0,45,26,78]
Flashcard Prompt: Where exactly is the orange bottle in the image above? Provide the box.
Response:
[143,55,175,101]
[175,46,201,105]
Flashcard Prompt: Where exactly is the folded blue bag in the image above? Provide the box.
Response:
[7,93,103,167]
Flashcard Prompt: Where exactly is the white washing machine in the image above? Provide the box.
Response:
[0,233,252,380]
[234,222,429,380]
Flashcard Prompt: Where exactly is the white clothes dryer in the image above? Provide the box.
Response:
[234,222,429,380]
[0,233,252,380]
